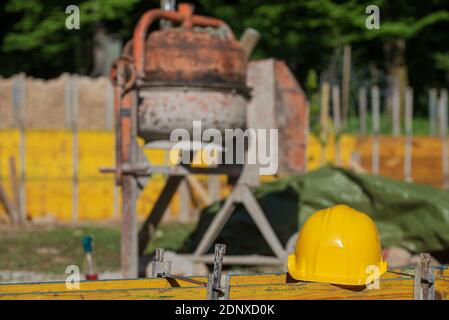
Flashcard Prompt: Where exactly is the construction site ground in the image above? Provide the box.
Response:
[0,222,196,282]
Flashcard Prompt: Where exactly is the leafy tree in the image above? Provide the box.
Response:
[1,0,449,116]
[0,0,142,76]
[197,0,449,114]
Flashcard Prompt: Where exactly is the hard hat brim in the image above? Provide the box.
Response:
[287,253,388,286]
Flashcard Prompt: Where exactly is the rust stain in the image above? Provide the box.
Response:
[144,29,247,90]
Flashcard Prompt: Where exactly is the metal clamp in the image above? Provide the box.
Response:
[150,246,229,299]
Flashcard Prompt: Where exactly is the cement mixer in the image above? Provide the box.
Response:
[135,7,249,141]
[102,2,308,278]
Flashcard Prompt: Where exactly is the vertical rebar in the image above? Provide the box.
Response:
[404,87,413,182]
[371,86,380,175]
[208,243,226,300]
[429,88,437,136]
[358,87,367,136]
[439,89,449,189]
[332,84,341,166]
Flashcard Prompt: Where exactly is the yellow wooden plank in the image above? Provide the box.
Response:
[1,128,446,220]
[230,273,290,285]
[26,180,72,220]
[307,134,357,170]
[229,270,408,286]
[230,279,414,300]
[229,271,449,300]
[435,270,449,300]
[357,136,444,187]
[0,279,415,300]
[0,287,207,300]
[0,277,208,295]
[78,179,115,220]
[2,273,448,300]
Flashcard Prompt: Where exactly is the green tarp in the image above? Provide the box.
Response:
[181,167,449,256]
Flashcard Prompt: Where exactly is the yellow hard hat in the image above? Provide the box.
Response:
[287,204,387,286]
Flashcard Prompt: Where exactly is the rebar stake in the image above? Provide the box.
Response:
[207,243,226,300]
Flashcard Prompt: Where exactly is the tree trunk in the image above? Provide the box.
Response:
[384,38,409,120]
[342,44,351,127]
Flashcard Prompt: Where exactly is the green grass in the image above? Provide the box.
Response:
[343,115,430,135]
[0,222,195,274]
[144,223,196,255]
[0,224,121,274]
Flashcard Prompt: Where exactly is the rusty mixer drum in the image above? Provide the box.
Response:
[137,26,250,142]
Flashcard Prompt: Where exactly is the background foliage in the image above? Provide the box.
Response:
[1,0,449,115]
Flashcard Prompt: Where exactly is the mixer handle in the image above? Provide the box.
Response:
[110,56,136,93]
